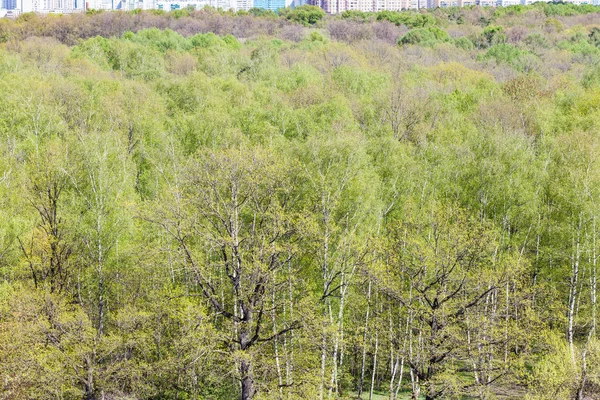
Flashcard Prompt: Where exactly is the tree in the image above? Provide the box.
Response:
[153,147,303,400]
[296,132,381,399]
[279,5,325,26]
[385,205,507,400]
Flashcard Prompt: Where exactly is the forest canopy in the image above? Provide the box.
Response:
[2,4,600,400]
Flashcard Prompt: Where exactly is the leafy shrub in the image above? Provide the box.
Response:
[544,17,563,32]
[399,26,451,47]
[377,10,437,29]
[308,31,327,43]
[482,25,507,46]
[454,36,474,50]
[71,36,113,69]
[502,75,542,101]
[332,66,388,95]
[558,38,599,57]
[124,28,191,53]
[582,67,600,89]
[248,7,277,17]
[524,33,550,50]
[480,43,529,70]
[589,27,600,47]
[190,32,224,48]
[279,5,325,26]
[340,10,372,21]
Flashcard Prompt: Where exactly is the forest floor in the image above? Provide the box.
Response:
[349,384,528,399]
[348,390,420,399]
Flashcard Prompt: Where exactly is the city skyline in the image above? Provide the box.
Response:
[0,0,597,18]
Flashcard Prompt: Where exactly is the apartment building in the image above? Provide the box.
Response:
[20,0,82,12]
[313,0,595,12]
[315,0,418,14]
[2,0,16,9]
[117,0,155,9]
[253,0,290,11]
[154,0,258,10]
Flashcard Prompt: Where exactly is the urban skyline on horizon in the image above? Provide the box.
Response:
[0,0,598,19]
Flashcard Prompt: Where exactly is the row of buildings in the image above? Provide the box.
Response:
[0,0,597,18]
[1,0,258,14]
[313,0,589,12]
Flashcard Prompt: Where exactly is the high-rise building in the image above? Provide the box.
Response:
[235,0,251,9]
[2,0,17,9]
[498,0,519,5]
[19,0,82,13]
[156,0,205,9]
[154,0,253,11]
[118,0,155,10]
[345,0,374,12]
[253,0,286,11]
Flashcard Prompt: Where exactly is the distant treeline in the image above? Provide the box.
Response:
[0,3,599,45]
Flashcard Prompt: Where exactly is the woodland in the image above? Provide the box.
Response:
[1,3,600,399]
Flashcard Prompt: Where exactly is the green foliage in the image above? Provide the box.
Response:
[493,4,526,18]
[582,66,600,89]
[524,33,550,50]
[332,66,388,95]
[535,1,600,17]
[223,34,242,49]
[190,31,226,48]
[71,36,113,69]
[482,25,507,46]
[248,7,278,17]
[340,10,372,21]
[558,37,599,56]
[589,27,600,47]
[4,6,600,400]
[528,333,577,399]
[170,7,193,18]
[123,28,192,52]
[308,30,328,44]
[377,10,437,28]
[72,36,165,79]
[479,43,536,71]
[399,26,451,47]
[544,17,563,32]
[279,5,325,26]
[454,36,474,50]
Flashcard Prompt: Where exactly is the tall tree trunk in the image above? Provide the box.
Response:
[319,207,330,400]
[272,284,284,399]
[319,311,328,400]
[577,327,595,400]
[83,354,95,400]
[592,217,597,335]
[579,218,599,400]
[568,215,583,362]
[240,359,254,400]
[504,279,510,369]
[370,306,379,400]
[96,215,105,338]
[392,310,411,399]
[393,289,412,400]
[388,305,398,400]
[329,281,345,399]
[358,279,372,397]
[240,329,254,400]
[284,261,294,396]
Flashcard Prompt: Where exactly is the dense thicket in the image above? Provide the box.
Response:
[2,4,600,400]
